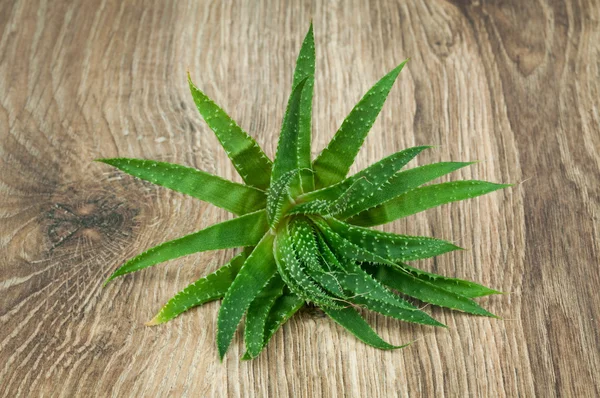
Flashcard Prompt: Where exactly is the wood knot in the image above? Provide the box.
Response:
[45,187,139,251]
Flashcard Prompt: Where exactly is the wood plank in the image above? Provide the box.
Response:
[1,0,598,396]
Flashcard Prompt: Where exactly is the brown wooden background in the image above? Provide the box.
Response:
[1,0,599,396]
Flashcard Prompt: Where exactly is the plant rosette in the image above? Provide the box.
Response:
[99,24,509,361]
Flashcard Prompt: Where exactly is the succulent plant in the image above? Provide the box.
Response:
[99,24,509,361]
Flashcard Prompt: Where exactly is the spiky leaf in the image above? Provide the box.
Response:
[188,75,272,189]
[365,263,496,317]
[324,217,461,261]
[312,60,408,188]
[300,146,430,203]
[241,288,304,360]
[147,249,251,325]
[243,275,286,359]
[271,77,310,196]
[402,264,501,298]
[217,234,277,359]
[349,181,511,227]
[274,221,344,309]
[105,210,268,284]
[97,158,266,216]
[322,307,407,350]
[342,161,476,219]
[266,170,299,227]
[293,23,316,192]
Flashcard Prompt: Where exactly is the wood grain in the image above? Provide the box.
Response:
[1,0,598,396]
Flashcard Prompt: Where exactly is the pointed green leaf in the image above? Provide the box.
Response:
[266,170,299,227]
[274,222,343,309]
[97,158,266,216]
[290,218,348,298]
[105,210,268,284]
[349,181,510,227]
[259,290,304,356]
[350,295,445,327]
[147,249,251,325]
[242,288,304,360]
[402,264,501,298]
[289,146,432,217]
[341,161,475,219]
[243,275,285,359]
[315,232,346,272]
[289,218,323,274]
[339,261,416,310]
[188,75,272,189]
[322,306,408,350]
[337,257,445,327]
[293,23,316,192]
[312,60,408,188]
[313,220,429,312]
[217,233,276,360]
[271,77,310,197]
[300,146,430,203]
[311,217,399,268]
[365,263,496,317]
[325,217,461,261]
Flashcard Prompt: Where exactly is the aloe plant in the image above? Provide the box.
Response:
[99,24,509,360]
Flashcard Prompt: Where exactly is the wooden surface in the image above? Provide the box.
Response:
[1,0,599,396]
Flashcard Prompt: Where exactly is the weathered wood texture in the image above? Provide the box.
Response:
[1,0,599,396]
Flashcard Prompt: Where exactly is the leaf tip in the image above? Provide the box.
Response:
[395,59,409,73]
[94,158,113,165]
[484,310,501,319]
[145,316,162,326]
[103,270,122,286]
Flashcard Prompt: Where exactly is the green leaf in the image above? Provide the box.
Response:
[313,220,432,314]
[312,60,408,188]
[256,289,305,356]
[188,75,272,189]
[401,264,501,298]
[339,261,415,310]
[342,161,475,219]
[290,218,348,298]
[322,306,408,350]
[266,170,299,228]
[97,158,266,216]
[349,181,511,227]
[314,232,346,272]
[365,263,496,317]
[217,233,277,360]
[299,146,430,203]
[241,288,304,360]
[105,210,268,284]
[289,146,432,217]
[147,249,251,325]
[337,259,445,327]
[293,23,316,193]
[274,221,343,309]
[324,217,461,261]
[311,217,399,268]
[243,275,285,359]
[350,295,445,327]
[271,77,311,197]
